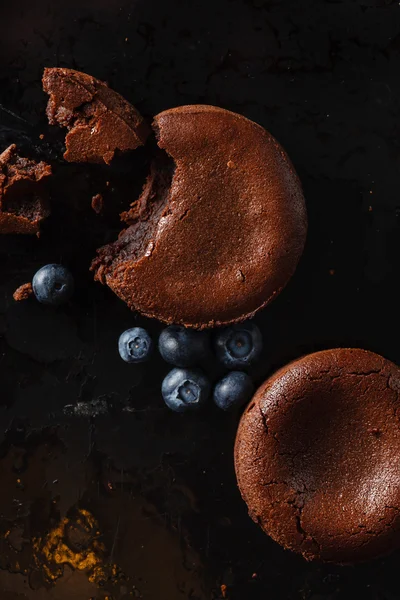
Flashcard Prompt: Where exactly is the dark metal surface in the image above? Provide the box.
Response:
[1,0,400,598]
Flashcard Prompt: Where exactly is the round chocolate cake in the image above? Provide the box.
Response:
[93,105,307,329]
[235,348,400,564]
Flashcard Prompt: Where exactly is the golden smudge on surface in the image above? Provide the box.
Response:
[32,508,121,589]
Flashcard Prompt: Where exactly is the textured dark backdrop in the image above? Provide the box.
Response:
[1,0,400,598]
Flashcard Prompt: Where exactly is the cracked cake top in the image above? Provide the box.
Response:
[235,347,400,564]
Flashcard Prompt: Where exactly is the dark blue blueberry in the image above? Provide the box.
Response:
[214,322,263,368]
[158,325,209,367]
[213,371,254,411]
[118,327,153,363]
[161,368,211,412]
[32,264,74,306]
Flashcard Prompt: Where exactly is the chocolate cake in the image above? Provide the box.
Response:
[42,67,150,164]
[92,105,307,329]
[235,348,400,564]
[0,144,52,235]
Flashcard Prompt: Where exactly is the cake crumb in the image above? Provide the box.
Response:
[91,193,104,214]
[370,428,382,437]
[39,133,45,140]
[13,282,33,302]
[227,160,235,168]
[221,584,227,598]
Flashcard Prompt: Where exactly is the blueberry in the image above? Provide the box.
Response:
[32,264,74,305]
[118,327,153,363]
[161,368,211,412]
[215,322,263,368]
[158,325,209,367]
[213,371,254,411]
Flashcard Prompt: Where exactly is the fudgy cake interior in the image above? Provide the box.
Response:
[2,177,45,222]
[0,144,52,235]
[92,150,174,282]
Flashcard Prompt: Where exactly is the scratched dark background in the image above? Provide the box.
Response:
[0,0,400,598]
